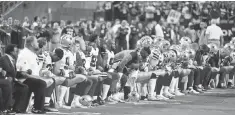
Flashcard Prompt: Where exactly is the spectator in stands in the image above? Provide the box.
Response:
[60,20,66,29]
[184,22,197,43]
[41,16,48,28]
[22,16,30,28]
[197,22,207,46]
[137,22,144,37]
[154,18,164,38]
[8,17,13,26]
[201,7,210,24]
[32,16,40,29]
[50,22,62,52]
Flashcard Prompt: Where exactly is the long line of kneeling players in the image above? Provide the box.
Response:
[6,34,235,114]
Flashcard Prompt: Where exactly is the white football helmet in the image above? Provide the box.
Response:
[167,50,177,63]
[138,36,153,48]
[79,95,93,107]
[186,49,196,59]
[224,43,235,51]
[60,34,74,48]
[127,91,140,102]
[220,48,230,58]
[207,43,219,54]
[159,40,171,52]
[170,44,181,56]
[180,36,192,44]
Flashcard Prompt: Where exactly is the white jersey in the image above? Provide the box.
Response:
[38,51,53,71]
[107,50,114,65]
[90,47,99,56]
[53,48,75,77]
[86,47,99,70]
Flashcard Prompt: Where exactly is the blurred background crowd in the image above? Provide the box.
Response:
[0,1,235,54]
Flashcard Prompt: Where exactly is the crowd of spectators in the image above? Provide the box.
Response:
[0,1,235,115]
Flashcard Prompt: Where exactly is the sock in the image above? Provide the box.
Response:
[175,77,179,92]
[101,84,110,100]
[160,87,164,95]
[169,77,177,92]
[58,86,68,104]
[163,86,169,94]
[139,83,147,97]
[148,78,156,97]
[45,97,51,104]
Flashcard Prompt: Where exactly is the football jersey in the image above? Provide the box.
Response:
[107,50,115,65]
[53,47,75,77]
[90,47,99,70]
[38,51,53,71]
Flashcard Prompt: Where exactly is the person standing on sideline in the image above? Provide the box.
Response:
[205,19,224,47]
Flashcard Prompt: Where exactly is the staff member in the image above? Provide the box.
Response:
[16,36,47,114]
[205,19,224,47]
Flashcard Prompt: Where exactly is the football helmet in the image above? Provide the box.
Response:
[138,36,153,48]
[60,34,74,48]
[170,45,181,56]
[186,49,196,59]
[220,48,230,58]
[207,43,219,54]
[127,91,140,102]
[167,50,178,63]
[179,50,189,61]
[159,40,171,52]
[224,43,235,51]
[180,36,192,44]
[230,37,235,45]
[153,37,164,44]
[230,51,235,60]
[230,51,235,64]
[79,95,93,107]
[180,43,190,51]
[150,48,161,60]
